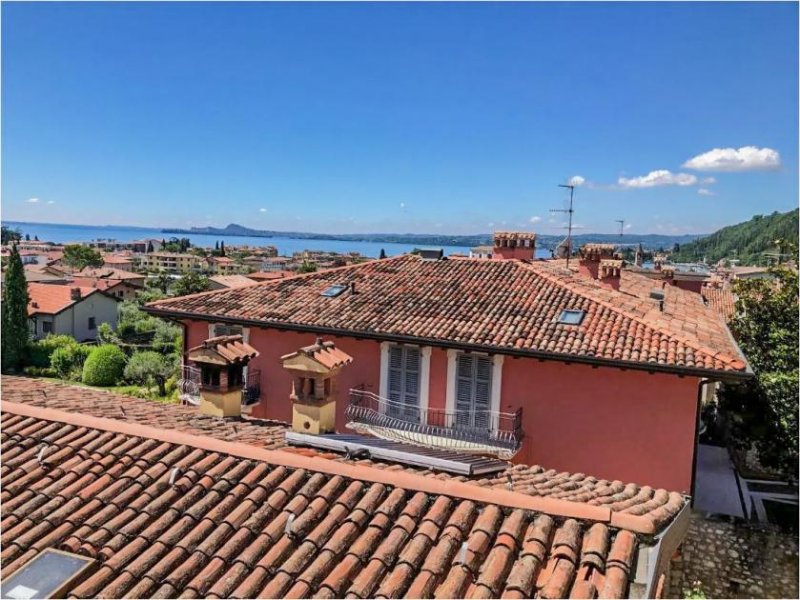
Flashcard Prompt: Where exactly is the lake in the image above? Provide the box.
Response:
[4,220,553,259]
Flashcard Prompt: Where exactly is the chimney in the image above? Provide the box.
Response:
[598,258,625,290]
[281,338,353,435]
[492,232,536,260]
[578,244,617,280]
[186,335,259,418]
[662,266,676,286]
[70,288,82,301]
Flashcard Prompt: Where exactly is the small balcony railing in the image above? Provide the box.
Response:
[242,368,261,406]
[346,389,523,459]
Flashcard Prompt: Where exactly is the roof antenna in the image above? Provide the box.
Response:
[551,184,576,268]
[615,219,625,238]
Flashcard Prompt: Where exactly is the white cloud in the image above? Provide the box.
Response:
[617,170,698,188]
[399,202,406,209]
[683,146,780,172]
[697,188,715,196]
[47,200,55,205]
[625,223,633,230]
[701,177,716,185]
[26,198,39,204]
[567,175,585,187]
[530,216,541,223]
[259,208,267,212]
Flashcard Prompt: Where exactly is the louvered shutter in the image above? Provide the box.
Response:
[387,346,404,418]
[454,354,493,429]
[474,356,492,430]
[455,354,474,427]
[403,347,421,421]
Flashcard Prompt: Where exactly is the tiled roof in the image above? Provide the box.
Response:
[1,376,687,535]
[146,255,748,376]
[77,267,143,281]
[188,335,260,364]
[701,285,736,321]
[209,274,259,288]
[26,283,104,316]
[282,339,354,371]
[246,270,293,281]
[1,401,645,599]
[70,277,127,292]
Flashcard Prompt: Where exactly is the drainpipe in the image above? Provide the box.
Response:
[690,380,710,505]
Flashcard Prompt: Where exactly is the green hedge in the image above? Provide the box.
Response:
[82,345,127,387]
[28,334,78,368]
[51,344,92,381]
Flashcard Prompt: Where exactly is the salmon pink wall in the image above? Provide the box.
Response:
[184,320,700,493]
[502,357,700,493]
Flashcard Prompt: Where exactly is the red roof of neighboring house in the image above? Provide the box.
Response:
[26,283,103,316]
[102,254,134,264]
[246,270,293,281]
[1,376,687,535]
[147,254,748,377]
[69,277,128,292]
[701,285,737,321]
[0,380,668,599]
[77,267,142,281]
[209,274,259,288]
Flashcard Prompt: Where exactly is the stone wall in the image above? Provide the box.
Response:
[668,511,798,599]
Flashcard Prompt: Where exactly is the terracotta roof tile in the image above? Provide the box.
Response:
[26,283,105,316]
[3,375,687,537]
[0,398,655,600]
[146,254,747,375]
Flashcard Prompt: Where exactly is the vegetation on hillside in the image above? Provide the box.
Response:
[671,209,799,265]
[719,265,799,480]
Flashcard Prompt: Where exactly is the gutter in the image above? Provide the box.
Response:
[141,307,753,382]
[634,499,693,599]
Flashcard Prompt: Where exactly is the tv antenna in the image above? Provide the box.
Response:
[551,184,576,267]
[615,219,625,237]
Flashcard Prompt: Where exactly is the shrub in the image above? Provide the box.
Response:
[82,345,127,386]
[28,334,78,368]
[124,351,177,396]
[51,344,92,381]
[23,366,57,378]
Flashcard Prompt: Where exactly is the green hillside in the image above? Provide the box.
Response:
[671,209,799,265]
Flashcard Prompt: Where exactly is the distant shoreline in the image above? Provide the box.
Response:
[3,219,707,250]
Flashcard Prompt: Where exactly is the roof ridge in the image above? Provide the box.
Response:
[1,400,658,534]
[518,262,744,368]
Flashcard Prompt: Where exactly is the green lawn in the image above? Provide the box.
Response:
[36,376,178,404]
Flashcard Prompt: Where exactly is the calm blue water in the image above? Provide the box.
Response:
[3,221,551,259]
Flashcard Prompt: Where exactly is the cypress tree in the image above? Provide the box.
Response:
[379,248,387,259]
[2,245,30,372]
[220,241,226,256]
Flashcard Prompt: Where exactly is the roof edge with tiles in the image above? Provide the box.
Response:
[2,400,663,535]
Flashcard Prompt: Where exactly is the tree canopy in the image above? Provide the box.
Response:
[62,244,104,271]
[2,245,30,372]
[1,226,22,245]
[671,209,799,265]
[172,272,210,297]
[720,266,799,479]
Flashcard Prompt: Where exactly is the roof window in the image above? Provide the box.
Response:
[2,548,95,599]
[321,284,348,298]
[557,309,585,325]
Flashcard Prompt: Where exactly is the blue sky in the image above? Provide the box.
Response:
[2,2,797,235]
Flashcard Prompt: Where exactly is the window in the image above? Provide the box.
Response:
[386,345,421,422]
[87,317,96,330]
[1,548,94,599]
[557,309,585,325]
[455,354,493,429]
[42,321,53,334]
[321,284,348,297]
[212,323,243,337]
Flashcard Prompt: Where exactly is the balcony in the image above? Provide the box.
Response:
[346,389,523,459]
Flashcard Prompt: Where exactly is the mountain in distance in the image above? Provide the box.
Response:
[162,223,704,250]
[670,209,799,265]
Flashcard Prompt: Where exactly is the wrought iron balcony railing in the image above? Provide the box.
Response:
[242,368,262,406]
[346,389,523,459]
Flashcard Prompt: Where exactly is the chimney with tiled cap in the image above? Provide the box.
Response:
[70,287,82,301]
[492,231,536,260]
[186,334,259,417]
[281,338,353,435]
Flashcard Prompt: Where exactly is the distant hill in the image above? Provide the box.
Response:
[162,223,703,251]
[670,209,799,265]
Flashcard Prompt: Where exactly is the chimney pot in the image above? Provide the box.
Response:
[70,287,81,301]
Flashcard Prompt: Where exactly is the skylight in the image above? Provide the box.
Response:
[321,284,348,298]
[2,548,95,599]
[557,309,585,325]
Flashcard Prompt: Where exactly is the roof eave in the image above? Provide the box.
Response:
[142,306,754,382]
